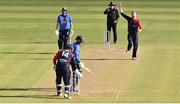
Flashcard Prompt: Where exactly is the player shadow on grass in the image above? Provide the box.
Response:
[82,58,132,61]
[0,52,54,55]
[0,88,54,91]
[0,88,62,99]
[0,95,63,99]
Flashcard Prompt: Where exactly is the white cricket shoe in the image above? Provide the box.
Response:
[57,92,62,97]
[126,49,130,53]
[132,57,137,60]
[64,93,71,99]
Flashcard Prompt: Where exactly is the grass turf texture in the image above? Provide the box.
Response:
[0,0,180,103]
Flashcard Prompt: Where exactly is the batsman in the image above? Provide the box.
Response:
[72,35,84,93]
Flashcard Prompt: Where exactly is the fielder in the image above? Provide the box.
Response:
[55,7,74,49]
[72,35,84,92]
[53,44,81,99]
[119,4,143,60]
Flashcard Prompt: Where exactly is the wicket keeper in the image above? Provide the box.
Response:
[104,2,120,44]
[120,4,143,60]
[55,7,73,49]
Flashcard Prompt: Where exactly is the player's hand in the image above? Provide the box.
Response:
[78,62,84,73]
[138,29,142,32]
[107,8,110,12]
[55,30,59,36]
[76,69,83,78]
[53,65,56,70]
[78,62,84,69]
[119,3,123,13]
[114,20,117,23]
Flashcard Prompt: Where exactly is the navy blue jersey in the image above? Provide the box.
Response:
[53,49,76,68]
[104,8,119,23]
[59,50,73,63]
[121,13,143,33]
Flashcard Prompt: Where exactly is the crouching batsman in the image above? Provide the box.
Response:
[53,44,81,99]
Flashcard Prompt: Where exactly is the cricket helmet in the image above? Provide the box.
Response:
[61,7,68,12]
[61,7,68,15]
[75,35,84,44]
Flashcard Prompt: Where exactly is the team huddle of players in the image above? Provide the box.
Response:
[53,2,143,99]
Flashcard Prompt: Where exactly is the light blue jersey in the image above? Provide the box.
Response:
[73,42,80,63]
[57,15,72,30]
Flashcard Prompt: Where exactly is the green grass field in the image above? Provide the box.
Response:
[0,0,180,103]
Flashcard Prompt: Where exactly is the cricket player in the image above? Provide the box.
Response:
[120,4,143,60]
[104,2,120,44]
[55,7,73,49]
[53,44,77,99]
[72,35,84,92]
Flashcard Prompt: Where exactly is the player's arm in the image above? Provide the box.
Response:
[121,12,131,21]
[71,55,83,77]
[71,56,78,71]
[56,16,60,30]
[119,3,131,21]
[70,23,73,30]
[69,16,73,30]
[114,9,120,23]
[53,50,61,65]
[73,45,81,63]
[104,8,110,15]
[121,13,131,21]
[74,49,80,63]
[138,20,143,32]
[69,16,74,36]
[116,9,120,20]
[56,23,59,30]
[74,55,80,64]
[119,3,123,13]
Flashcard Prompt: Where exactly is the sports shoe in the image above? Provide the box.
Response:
[74,88,78,92]
[132,57,137,60]
[57,92,62,97]
[126,49,130,53]
[64,93,71,99]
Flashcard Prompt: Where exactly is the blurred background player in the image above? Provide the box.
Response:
[104,2,120,44]
[53,44,77,99]
[119,3,143,60]
[72,35,84,93]
[55,7,74,49]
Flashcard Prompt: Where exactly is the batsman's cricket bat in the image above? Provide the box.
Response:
[83,66,93,75]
